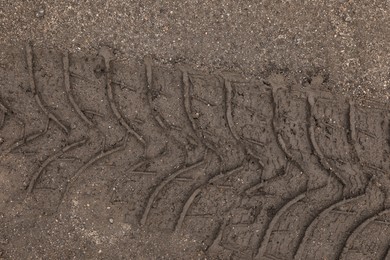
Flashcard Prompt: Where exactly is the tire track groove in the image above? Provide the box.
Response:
[270,86,305,173]
[181,68,223,170]
[1,119,49,155]
[140,159,206,226]
[224,78,265,166]
[26,42,70,134]
[99,46,145,145]
[339,208,390,259]
[174,164,244,232]
[69,134,128,185]
[383,244,390,260]
[245,160,294,195]
[307,93,346,188]
[0,99,8,114]
[0,99,8,129]
[63,51,94,127]
[254,192,306,259]
[348,100,358,145]
[224,79,240,141]
[27,138,88,193]
[182,69,198,131]
[294,194,365,259]
[144,56,189,163]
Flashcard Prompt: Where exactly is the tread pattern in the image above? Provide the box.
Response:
[1,44,389,260]
[255,192,306,259]
[63,51,94,127]
[339,208,390,260]
[26,43,70,134]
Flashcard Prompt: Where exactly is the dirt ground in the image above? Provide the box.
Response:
[0,1,389,259]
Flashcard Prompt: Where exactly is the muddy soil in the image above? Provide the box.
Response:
[0,1,389,260]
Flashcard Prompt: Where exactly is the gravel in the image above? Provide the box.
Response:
[1,0,389,103]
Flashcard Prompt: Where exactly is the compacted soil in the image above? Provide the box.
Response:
[0,1,389,259]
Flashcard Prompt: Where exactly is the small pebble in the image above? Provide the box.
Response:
[109,218,114,224]
[193,112,200,119]
[35,8,45,18]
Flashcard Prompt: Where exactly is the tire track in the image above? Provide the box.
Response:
[2,45,389,259]
[55,134,130,212]
[181,68,223,169]
[294,194,365,259]
[224,78,265,166]
[352,103,389,171]
[245,159,296,196]
[339,208,390,260]
[270,86,305,174]
[1,119,49,156]
[63,51,94,127]
[293,178,384,260]
[27,138,87,194]
[307,93,347,189]
[140,159,206,226]
[384,244,390,260]
[68,134,128,185]
[0,99,8,114]
[254,191,306,259]
[174,164,244,232]
[0,98,8,129]
[316,97,368,195]
[144,56,191,164]
[99,46,145,146]
[26,42,70,134]
[225,79,288,195]
[254,181,341,260]
[348,100,358,147]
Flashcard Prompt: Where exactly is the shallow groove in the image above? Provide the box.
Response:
[254,192,306,259]
[1,120,49,156]
[348,100,358,145]
[224,79,240,141]
[69,134,128,185]
[245,160,293,196]
[384,244,390,260]
[180,69,223,169]
[224,79,265,166]
[27,138,87,193]
[63,51,94,127]
[181,69,198,132]
[26,43,70,134]
[0,99,8,129]
[339,208,390,260]
[306,93,346,187]
[0,100,8,113]
[144,56,189,163]
[294,194,365,259]
[174,165,244,232]
[140,159,206,226]
[270,87,305,174]
[99,46,145,145]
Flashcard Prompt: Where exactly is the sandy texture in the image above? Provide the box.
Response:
[1,0,389,100]
[0,1,390,260]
